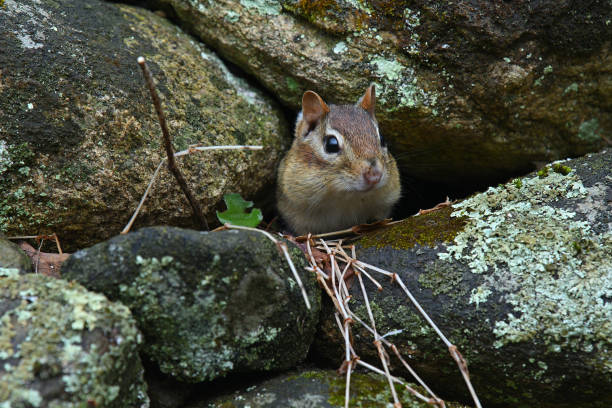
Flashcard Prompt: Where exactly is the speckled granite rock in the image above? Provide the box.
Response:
[62,227,321,383]
[190,368,470,408]
[314,150,612,407]
[0,0,288,251]
[0,272,148,407]
[0,236,31,273]
[143,0,609,184]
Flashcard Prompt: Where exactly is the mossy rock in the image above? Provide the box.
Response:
[0,0,288,251]
[0,237,31,273]
[0,273,148,407]
[62,227,321,383]
[191,368,471,408]
[313,150,612,407]
[145,0,608,185]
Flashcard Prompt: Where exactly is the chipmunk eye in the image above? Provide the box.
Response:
[324,135,340,153]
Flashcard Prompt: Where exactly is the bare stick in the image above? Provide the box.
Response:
[449,346,482,408]
[35,237,44,274]
[224,224,311,310]
[174,144,262,156]
[137,56,208,231]
[355,269,400,407]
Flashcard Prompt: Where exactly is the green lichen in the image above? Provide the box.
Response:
[0,274,146,407]
[437,169,612,354]
[563,82,579,94]
[332,41,348,54]
[359,206,466,250]
[369,56,436,109]
[577,118,602,143]
[418,260,466,297]
[239,0,281,15]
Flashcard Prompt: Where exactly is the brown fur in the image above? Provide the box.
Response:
[277,86,401,235]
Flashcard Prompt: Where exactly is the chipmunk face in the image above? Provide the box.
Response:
[294,86,391,193]
[277,85,401,235]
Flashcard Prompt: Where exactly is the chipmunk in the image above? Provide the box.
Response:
[277,85,401,235]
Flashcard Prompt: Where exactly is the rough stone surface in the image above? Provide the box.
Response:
[62,227,321,383]
[0,237,31,273]
[191,368,470,408]
[0,0,288,251]
[314,150,612,407]
[149,0,610,184]
[0,272,148,407]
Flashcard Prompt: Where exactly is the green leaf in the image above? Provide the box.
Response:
[216,193,263,227]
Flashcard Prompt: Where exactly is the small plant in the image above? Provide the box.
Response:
[216,193,263,228]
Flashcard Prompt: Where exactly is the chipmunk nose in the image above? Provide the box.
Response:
[363,159,382,186]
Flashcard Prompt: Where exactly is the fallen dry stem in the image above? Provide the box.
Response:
[137,56,208,230]
[304,237,481,408]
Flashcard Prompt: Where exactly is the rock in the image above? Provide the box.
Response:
[0,236,31,273]
[0,0,288,251]
[314,150,612,407]
[190,368,471,408]
[148,0,610,184]
[62,227,321,383]
[0,272,148,407]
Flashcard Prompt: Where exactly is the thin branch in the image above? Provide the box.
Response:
[137,56,208,230]
[122,159,166,234]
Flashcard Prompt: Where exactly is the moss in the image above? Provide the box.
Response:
[552,163,571,175]
[359,206,466,250]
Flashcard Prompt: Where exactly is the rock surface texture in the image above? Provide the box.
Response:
[0,272,148,407]
[193,368,470,408]
[314,150,612,407]
[0,0,288,250]
[148,0,610,184]
[62,227,321,383]
[0,236,31,273]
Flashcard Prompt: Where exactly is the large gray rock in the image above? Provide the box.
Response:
[0,272,148,407]
[148,0,610,184]
[0,0,288,251]
[0,236,31,273]
[191,368,471,408]
[314,150,612,407]
[62,227,321,383]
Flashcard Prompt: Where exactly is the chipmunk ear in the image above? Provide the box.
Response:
[302,91,330,130]
[359,85,376,116]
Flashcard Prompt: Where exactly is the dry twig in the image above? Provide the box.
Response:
[302,236,482,408]
[137,56,207,230]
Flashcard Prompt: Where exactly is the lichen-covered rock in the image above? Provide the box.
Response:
[148,0,609,184]
[314,150,612,407]
[0,237,31,273]
[0,272,148,407]
[62,227,321,383]
[0,0,288,251]
[190,368,470,408]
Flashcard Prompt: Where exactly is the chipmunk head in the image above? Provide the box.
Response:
[294,85,390,193]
